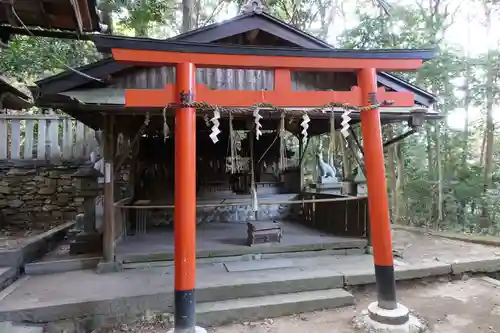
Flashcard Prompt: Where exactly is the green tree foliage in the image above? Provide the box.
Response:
[0,37,100,84]
[2,0,500,235]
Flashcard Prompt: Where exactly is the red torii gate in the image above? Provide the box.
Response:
[92,35,435,332]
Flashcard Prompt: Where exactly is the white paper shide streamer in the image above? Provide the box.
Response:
[301,113,310,139]
[340,109,352,138]
[254,107,263,140]
[209,108,221,143]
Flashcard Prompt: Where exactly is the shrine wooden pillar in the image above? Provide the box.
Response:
[174,62,198,332]
[357,68,397,310]
[96,113,121,273]
[103,114,115,262]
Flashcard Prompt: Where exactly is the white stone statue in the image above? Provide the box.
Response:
[316,153,338,184]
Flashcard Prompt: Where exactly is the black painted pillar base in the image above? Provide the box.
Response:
[374,264,397,310]
[169,289,206,333]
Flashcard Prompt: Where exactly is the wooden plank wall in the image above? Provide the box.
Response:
[301,192,369,238]
[0,114,98,162]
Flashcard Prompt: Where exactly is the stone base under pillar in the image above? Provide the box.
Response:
[96,260,123,274]
[69,232,102,255]
[353,302,427,333]
[166,326,207,333]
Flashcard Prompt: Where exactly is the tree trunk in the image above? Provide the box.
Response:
[481,3,495,229]
[481,57,495,228]
[395,141,404,223]
[458,18,472,224]
[182,0,195,33]
[425,123,436,221]
[436,121,444,227]
[99,0,114,34]
[461,13,472,168]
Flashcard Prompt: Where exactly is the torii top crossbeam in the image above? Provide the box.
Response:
[91,35,436,109]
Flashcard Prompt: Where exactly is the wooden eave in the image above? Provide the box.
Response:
[0,0,100,37]
[0,75,32,110]
[93,35,436,64]
[33,10,437,110]
[169,11,332,48]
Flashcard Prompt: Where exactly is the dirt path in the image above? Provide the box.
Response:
[391,228,500,264]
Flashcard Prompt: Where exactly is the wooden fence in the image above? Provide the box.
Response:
[301,192,369,238]
[0,114,99,162]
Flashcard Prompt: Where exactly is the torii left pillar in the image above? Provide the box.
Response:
[168,62,207,333]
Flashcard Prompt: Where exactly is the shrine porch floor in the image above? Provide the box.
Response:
[114,220,367,263]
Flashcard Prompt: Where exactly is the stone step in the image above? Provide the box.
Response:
[0,322,43,333]
[196,288,355,327]
[0,267,17,291]
[122,248,366,270]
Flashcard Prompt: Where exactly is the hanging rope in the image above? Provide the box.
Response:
[328,111,336,166]
[249,130,259,220]
[229,111,235,174]
[161,107,169,141]
[160,99,391,151]
[115,133,125,157]
[161,100,388,113]
[279,112,286,172]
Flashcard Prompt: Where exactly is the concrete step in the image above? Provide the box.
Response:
[122,248,366,270]
[0,267,17,291]
[197,288,355,327]
[0,322,43,333]
[196,268,345,302]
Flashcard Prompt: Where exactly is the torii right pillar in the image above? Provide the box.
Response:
[357,68,423,331]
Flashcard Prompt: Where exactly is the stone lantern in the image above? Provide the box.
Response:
[69,166,103,255]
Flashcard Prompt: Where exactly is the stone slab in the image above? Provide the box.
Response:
[395,262,451,280]
[343,262,451,286]
[343,269,376,286]
[96,260,123,274]
[196,269,345,303]
[0,267,345,323]
[25,257,101,275]
[0,277,29,301]
[118,239,368,263]
[0,267,18,291]
[0,321,43,333]
[121,249,357,270]
[223,259,294,272]
[196,288,354,327]
[480,276,500,287]
[0,250,23,269]
[0,222,74,268]
[11,324,44,333]
[451,257,500,274]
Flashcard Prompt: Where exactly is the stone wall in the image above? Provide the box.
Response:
[0,162,88,228]
[138,194,302,228]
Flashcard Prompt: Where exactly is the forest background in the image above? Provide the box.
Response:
[2,0,500,234]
